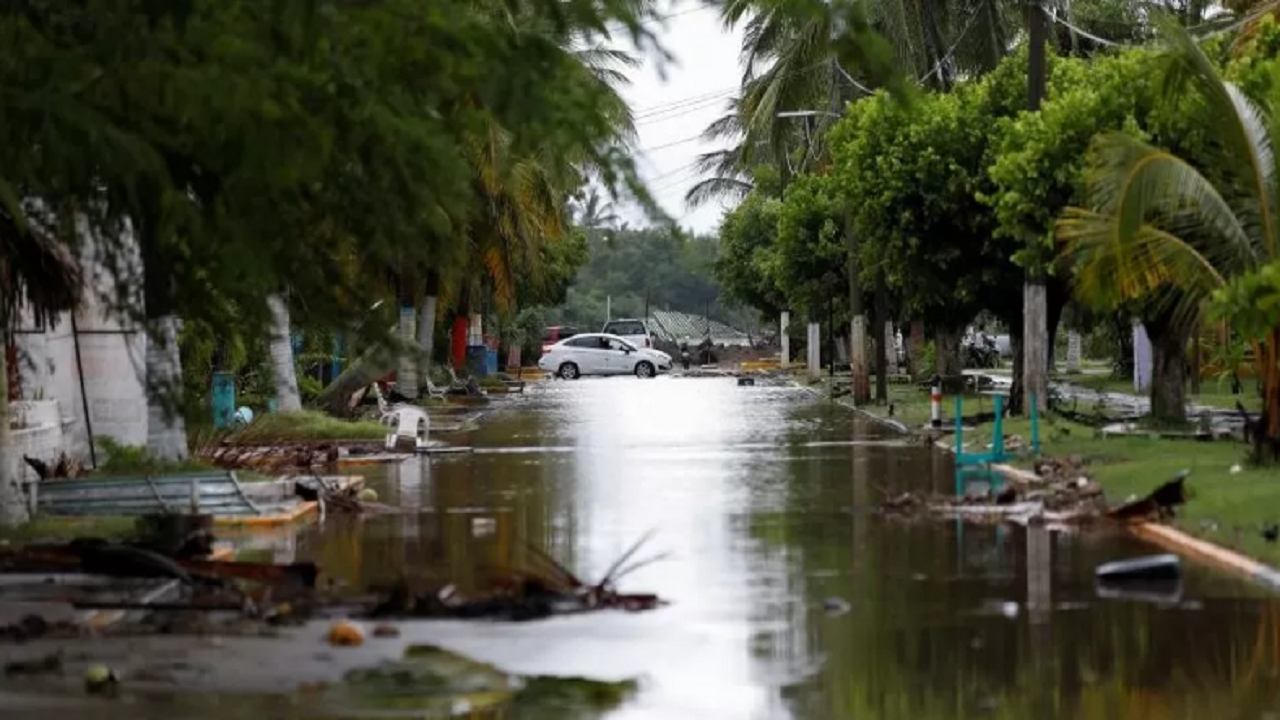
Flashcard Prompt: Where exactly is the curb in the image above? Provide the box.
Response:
[1130,523,1280,589]
[803,380,1280,592]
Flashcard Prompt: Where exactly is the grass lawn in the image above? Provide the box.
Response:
[0,515,138,544]
[222,410,388,444]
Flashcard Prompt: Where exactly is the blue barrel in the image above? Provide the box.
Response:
[485,348,498,375]
[211,371,236,429]
[466,345,489,377]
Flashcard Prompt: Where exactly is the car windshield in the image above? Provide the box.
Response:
[606,321,645,336]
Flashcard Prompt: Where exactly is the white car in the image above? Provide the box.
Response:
[601,318,654,349]
[539,333,672,379]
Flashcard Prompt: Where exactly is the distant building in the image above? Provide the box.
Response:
[647,310,756,347]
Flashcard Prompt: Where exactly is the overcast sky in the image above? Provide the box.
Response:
[616,1,744,235]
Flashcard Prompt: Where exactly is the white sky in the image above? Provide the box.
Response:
[617,1,744,235]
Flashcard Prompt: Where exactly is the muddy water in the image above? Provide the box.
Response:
[291,377,1280,719]
[6,377,1280,719]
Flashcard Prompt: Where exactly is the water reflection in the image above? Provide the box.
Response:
[292,377,1280,719]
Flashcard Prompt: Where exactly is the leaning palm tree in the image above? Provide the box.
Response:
[1056,18,1280,442]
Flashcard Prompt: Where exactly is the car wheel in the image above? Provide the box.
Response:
[635,361,655,378]
[559,362,580,380]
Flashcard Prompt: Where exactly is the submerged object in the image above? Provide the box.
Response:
[1095,553,1181,582]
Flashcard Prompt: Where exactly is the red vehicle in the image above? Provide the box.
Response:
[541,325,582,355]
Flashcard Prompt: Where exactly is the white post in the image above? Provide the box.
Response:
[1133,321,1153,392]
[930,378,942,428]
[780,312,791,367]
[1066,330,1082,374]
[606,296,611,323]
[806,322,821,379]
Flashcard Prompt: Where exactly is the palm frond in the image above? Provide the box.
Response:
[685,176,754,207]
[1157,15,1278,255]
[1083,132,1259,275]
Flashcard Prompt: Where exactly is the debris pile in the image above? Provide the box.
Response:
[22,453,85,480]
[365,532,668,622]
[876,462,1193,530]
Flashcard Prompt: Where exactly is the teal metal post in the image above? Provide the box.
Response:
[991,394,1005,461]
[954,395,964,495]
[211,371,236,429]
[1030,392,1041,454]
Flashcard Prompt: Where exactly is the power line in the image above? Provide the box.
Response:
[634,88,737,123]
[641,133,706,152]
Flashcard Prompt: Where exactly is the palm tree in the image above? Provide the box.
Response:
[267,294,302,411]
[1056,19,1280,435]
[0,216,81,524]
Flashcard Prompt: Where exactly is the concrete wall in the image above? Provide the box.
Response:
[10,225,150,465]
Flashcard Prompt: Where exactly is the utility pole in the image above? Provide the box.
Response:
[1022,0,1049,416]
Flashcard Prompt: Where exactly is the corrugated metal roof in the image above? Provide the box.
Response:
[648,310,753,346]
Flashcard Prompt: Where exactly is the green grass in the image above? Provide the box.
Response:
[0,515,138,544]
[224,410,388,444]
[91,437,216,477]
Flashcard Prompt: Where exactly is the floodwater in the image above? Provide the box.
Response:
[9,377,1280,718]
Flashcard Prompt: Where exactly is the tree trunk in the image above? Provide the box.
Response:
[935,327,963,380]
[908,321,926,377]
[873,272,888,403]
[1265,327,1280,444]
[847,218,870,403]
[417,270,440,384]
[1190,322,1202,395]
[267,294,302,412]
[1022,280,1048,415]
[316,338,396,416]
[0,334,29,526]
[451,286,470,371]
[396,302,418,400]
[145,314,188,462]
[1148,316,1191,425]
[1009,332,1024,413]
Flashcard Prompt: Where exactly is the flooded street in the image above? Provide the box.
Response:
[296,377,1280,718]
[6,377,1280,719]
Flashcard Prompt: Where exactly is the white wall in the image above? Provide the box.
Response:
[11,224,150,463]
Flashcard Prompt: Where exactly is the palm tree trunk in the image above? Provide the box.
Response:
[847,217,870,402]
[145,314,189,462]
[1146,312,1191,426]
[316,336,396,416]
[417,270,440,383]
[1264,327,1280,443]
[267,294,302,412]
[0,332,29,526]
[396,302,418,400]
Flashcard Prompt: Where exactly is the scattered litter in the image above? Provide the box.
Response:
[1095,553,1181,583]
[327,621,365,647]
[84,663,119,695]
[822,597,850,616]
